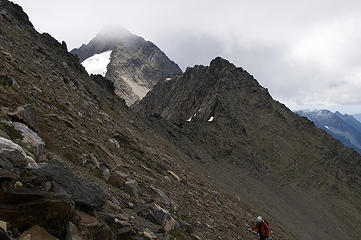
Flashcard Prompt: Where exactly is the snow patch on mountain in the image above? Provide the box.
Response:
[81,51,112,77]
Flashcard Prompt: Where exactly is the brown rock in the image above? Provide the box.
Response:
[76,210,99,227]
[91,224,113,240]
[0,221,6,231]
[103,200,121,213]
[14,181,23,188]
[0,168,19,179]
[65,222,83,240]
[18,225,58,240]
[0,192,74,231]
[167,170,181,183]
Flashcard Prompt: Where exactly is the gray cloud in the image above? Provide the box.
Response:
[12,0,361,114]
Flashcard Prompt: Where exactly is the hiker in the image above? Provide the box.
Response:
[252,216,270,240]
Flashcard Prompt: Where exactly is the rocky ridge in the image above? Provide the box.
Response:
[0,1,293,239]
[135,58,361,240]
[71,28,182,106]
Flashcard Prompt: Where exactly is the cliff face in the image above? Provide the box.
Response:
[135,57,361,240]
[71,29,182,105]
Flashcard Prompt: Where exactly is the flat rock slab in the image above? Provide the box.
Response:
[35,164,106,208]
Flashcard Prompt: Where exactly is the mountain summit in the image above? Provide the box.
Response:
[71,28,182,105]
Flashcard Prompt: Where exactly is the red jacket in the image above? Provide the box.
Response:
[252,221,270,237]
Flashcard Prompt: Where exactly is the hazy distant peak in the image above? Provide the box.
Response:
[94,25,139,43]
[70,26,142,62]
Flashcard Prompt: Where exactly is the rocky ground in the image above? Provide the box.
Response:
[0,1,293,239]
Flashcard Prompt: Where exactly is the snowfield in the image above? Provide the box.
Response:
[81,51,112,77]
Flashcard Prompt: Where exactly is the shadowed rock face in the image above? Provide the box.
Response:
[135,57,361,240]
[71,29,182,105]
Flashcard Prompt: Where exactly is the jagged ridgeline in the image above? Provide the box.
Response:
[0,0,361,239]
[135,57,361,239]
[0,0,291,239]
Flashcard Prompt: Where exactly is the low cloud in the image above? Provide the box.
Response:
[13,0,361,114]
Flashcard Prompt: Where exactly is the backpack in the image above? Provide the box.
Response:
[263,219,270,237]
[264,219,269,227]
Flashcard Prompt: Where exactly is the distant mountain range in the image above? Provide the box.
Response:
[353,113,361,123]
[296,110,361,153]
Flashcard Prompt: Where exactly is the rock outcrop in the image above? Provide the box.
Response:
[2,121,45,156]
[0,137,37,171]
[5,104,39,131]
[35,164,106,208]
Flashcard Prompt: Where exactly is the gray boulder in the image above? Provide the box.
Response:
[35,164,106,208]
[124,179,139,200]
[6,104,39,131]
[9,122,45,156]
[135,203,178,232]
[149,204,178,232]
[0,137,38,171]
[151,186,171,205]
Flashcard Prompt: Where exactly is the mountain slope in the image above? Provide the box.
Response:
[0,1,294,239]
[71,29,182,105]
[353,113,361,123]
[297,110,361,153]
[135,57,361,240]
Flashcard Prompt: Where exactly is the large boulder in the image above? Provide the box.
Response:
[6,121,45,156]
[18,225,58,240]
[0,137,37,171]
[6,104,39,131]
[0,191,74,232]
[124,179,139,200]
[35,164,106,208]
[149,204,178,232]
[135,203,178,232]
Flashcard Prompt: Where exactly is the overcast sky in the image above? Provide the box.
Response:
[12,0,361,114]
